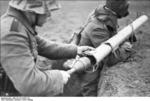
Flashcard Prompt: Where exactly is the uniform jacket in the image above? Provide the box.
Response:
[0,7,77,96]
[79,8,131,66]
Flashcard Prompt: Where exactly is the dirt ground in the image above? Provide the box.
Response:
[1,0,150,96]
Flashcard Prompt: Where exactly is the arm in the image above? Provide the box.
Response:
[89,27,110,48]
[1,31,66,96]
[105,42,133,67]
[36,36,77,60]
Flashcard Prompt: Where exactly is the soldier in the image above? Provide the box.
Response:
[69,0,135,96]
[0,0,94,96]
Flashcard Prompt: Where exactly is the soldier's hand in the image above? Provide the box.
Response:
[77,46,95,56]
[121,41,132,51]
[60,71,70,84]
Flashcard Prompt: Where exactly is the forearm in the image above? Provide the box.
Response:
[36,36,77,59]
[19,67,64,96]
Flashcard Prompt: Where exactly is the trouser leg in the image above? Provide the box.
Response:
[80,68,101,96]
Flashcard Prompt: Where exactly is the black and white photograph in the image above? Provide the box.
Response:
[0,0,150,99]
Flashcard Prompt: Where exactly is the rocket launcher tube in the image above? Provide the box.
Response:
[67,15,149,75]
[93,15,148,64]
[67,57,92,74]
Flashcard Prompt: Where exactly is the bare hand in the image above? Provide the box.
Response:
[77,46,95,56]
[121,41,132,51]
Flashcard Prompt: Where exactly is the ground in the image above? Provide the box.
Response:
[1,0,150,96]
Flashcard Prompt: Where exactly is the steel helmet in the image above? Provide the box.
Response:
[9,0,61,15]
[105,0,129,18]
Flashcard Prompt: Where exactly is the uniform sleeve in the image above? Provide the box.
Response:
[36,36,77,60]
[1,31,65,96]
[88,27,110,48]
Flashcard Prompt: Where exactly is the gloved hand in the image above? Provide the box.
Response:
[77,46,95,56]
[60,71,70,84]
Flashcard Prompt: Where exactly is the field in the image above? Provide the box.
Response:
[1,0,150,96]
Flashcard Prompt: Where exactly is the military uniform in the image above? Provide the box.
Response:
[77,5,132,96]
[0,7,78,96]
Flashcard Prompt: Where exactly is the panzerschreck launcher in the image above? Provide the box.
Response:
[67,15,149,75]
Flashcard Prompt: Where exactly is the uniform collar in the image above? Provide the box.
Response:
[6,7,37,36]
